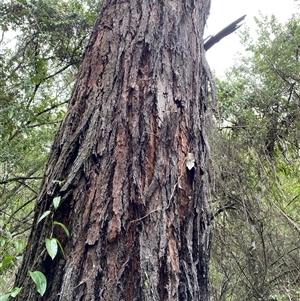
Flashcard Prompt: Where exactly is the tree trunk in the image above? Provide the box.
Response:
[14,0,212,300]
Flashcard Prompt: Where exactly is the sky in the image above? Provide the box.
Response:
[205,0,298,76]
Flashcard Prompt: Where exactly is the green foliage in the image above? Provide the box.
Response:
[39,194,69,260]
[0,287,22,301]
[1,193,69,297]
[45,238,58,260]
[37,210,51,224]
[0,229,25,293]
[53,196,61,210]
[29,271,47,296]
[53,221,70,237]
[210,12,300,301]
[0,0,101,294]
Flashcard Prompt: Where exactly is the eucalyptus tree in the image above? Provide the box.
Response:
[8,0,214,300]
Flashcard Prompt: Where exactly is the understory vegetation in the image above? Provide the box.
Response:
[210,12,300,301]
[0,1,299,300]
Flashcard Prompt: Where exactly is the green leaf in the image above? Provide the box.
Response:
[53,179,65,186]
[16,256,23,263]
[5,231,12,240]
[14,240,24,253]
[0,293,10,301]
[53,221,70,237]
[29,271,47,296]
[37,210,51,224]
[0,255,14,272]
[8,110,13,119]
[10,287,22,297]
[53,196,61,210]
[45,238,58,260]
[0,237,5,247]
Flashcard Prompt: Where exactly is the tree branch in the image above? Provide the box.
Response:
[0,176,42,185]
[204,14,246,51]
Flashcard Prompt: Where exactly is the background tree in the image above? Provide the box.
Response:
[210,12,300,301]
[9,0,213,300]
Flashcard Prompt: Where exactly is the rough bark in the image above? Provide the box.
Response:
[14,0,212,300]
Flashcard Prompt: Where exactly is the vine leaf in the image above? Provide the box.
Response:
[29,271,47,296]
[37,210,51,224]
[10,287,22,297]
[53,196,61,210]
[0,287,22,301]
[45,238,58,260]
[0,293,10,301]
[53,221,70,237]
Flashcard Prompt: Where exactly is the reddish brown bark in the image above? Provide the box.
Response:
[14,0,212,300]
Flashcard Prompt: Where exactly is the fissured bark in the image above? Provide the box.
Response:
[14,0,212,300]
